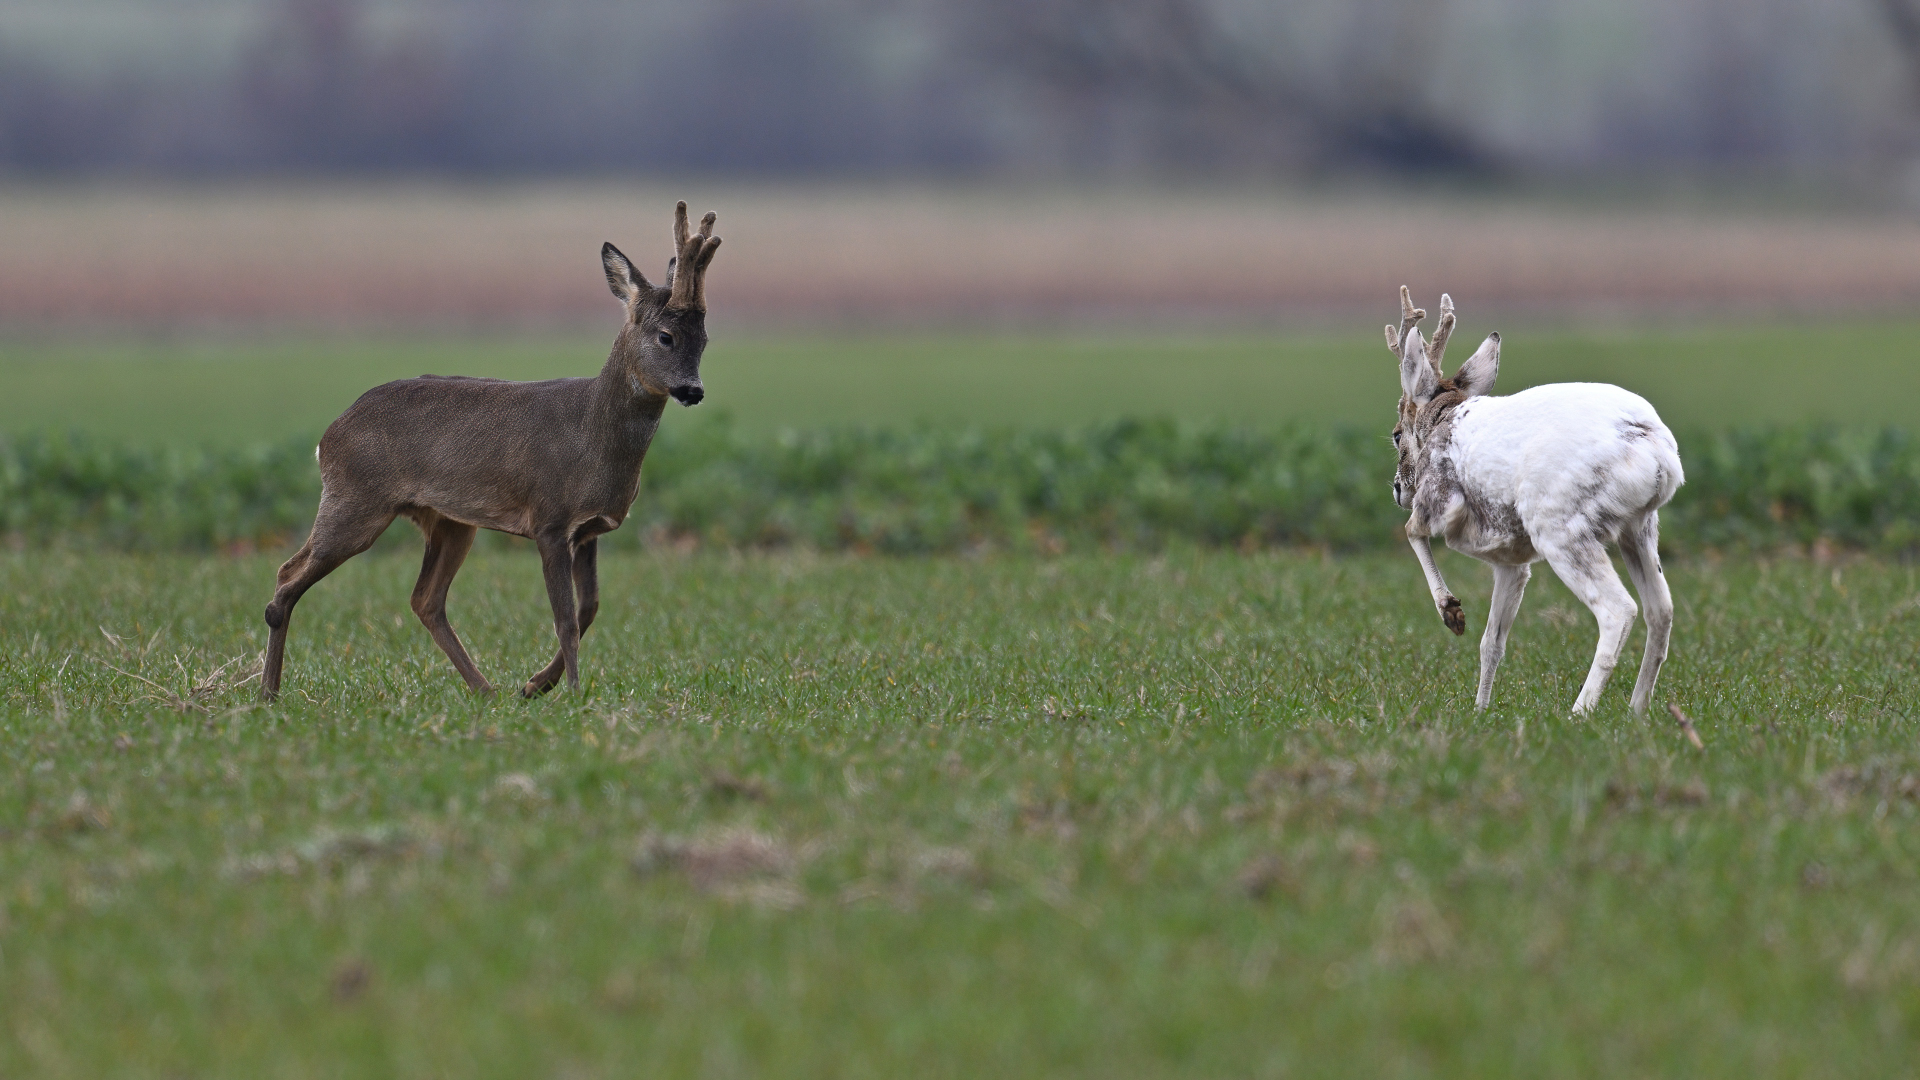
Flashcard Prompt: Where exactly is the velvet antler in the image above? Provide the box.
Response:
[665,201,722,311]
[1428,293,1456,374]
[1385,284,1427,361]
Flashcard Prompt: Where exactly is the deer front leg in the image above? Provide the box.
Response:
[1409,533,1466,635]
[525,539,598,696]
[525,532,581,697]
[1476,563,1531,709]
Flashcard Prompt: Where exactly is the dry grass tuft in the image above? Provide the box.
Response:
[1374,896,1456,965]
[1604,778,1710,809]
[98,650,262,714]
[330,958,372,1004]
[57,791,111,833]
[227,824,418,879]
[632,828,803,907]
[1258,758,1361,792]
[910,846,980,883]
[1817,763,1920,808]
[486,773,548,805]
[1016,800,1080,842]
[1668,704,1706,750]
[1234,854,1293,900]
[704,771,771,802]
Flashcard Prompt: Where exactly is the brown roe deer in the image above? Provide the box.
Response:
[261,202,721,701]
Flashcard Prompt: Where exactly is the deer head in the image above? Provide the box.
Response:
[601,201,723,406]
[1386,287,1500,509]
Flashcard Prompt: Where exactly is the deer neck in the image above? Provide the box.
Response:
[1410,390,1468,487]
[589,345,669,453]
[1414,390,1466,444]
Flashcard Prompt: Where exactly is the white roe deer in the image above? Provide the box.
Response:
[1387,288,1682,715]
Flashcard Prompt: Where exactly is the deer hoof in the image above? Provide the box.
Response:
[1440,595,1466,635]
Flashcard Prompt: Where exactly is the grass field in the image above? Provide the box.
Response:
[5,318,1919,1074]
[4,547,1919,1077]
[5,319,1920,446]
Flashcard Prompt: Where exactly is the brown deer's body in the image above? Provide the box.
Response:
[261,203,721,701]
[324,375,660,542]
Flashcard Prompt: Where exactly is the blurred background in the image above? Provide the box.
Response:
[9,0,1920,184]
[12,0,1920,330]
[5,0,1920,555]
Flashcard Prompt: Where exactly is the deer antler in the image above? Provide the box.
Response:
[1385,284,1427,360]
[1428,293,1456,374]
[665,201,722,311]
[675,200,694,253]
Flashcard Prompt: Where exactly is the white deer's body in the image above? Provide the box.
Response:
[1432,383,1682,566]
[1388,291,1682,716]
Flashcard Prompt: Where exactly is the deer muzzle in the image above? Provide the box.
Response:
[669,383,704,406]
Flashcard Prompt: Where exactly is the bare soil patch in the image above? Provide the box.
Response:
[10,183,1920,327]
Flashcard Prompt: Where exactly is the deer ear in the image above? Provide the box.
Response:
[1454,333,1500,398]
[1399,326,1439,400]
[602,242,650,303]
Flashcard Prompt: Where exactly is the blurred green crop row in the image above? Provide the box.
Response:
[2,420,1916,555]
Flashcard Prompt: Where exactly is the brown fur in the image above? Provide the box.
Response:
[1392,379,1470,499]
[260,202,722,701]
[1388,291,1500,641]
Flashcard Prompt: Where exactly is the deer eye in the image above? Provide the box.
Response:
[656,332,674,347]
[1392,431,1402,447]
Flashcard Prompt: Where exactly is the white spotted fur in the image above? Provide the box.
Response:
[1391,292,1682,716]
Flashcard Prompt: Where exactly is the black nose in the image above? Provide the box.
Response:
[670,385,704,405]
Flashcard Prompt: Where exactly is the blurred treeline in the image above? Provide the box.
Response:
[7,0,1920,179]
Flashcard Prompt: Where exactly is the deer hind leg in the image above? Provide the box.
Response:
[524,531,582,697]
[410,513,492,694]
[262,494,395,701]
[525,538,599,696]
[1475,563,1531,710]
[1618,512,1673,717]
[1540,536,1637,716]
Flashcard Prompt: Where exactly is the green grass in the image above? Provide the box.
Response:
[4,548,1919,1077]
[7,319,1920,445]
[6,321,1919,1072]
